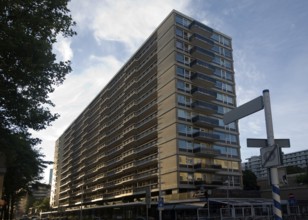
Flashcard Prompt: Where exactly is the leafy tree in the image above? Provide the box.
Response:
[0,0,76,219]
[242,170,259,190]
[32,197,51,213]
[1,131,51,219]
[296,173,308,184]
[0,0,76,133]
[286,165,305,174]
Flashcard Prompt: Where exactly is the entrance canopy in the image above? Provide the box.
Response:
[209,198,273,207]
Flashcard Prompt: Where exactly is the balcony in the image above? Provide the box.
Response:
[137,100,157,119]
[191,87,216,100]
[190,59,215,75]
[190,72,215,88]
[138,76,157,94]
[190,46,214,63]
[194,163,222,172]
[189,21,213,39]
[194,147,220,157]
[137,87,157,106]
[136,127,157,143]
[124,58,139,74]
[138,53,157,74]
[193,131,219,142]
[192,115,219,128]
[190,33,214,51]
[191,101,218,114]
[123,112,137,125]
[136,113,157,131]
[124,90,137,104]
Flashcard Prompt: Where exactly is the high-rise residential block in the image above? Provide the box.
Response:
[51,10,241,211]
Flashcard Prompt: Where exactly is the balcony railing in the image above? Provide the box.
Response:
[192,115,219,128]
[191,100,218,114]
[190,72,216,87]
[194,163,222,172]
[194,146,220,157]
[191,87,216,100]
[193,131,219,142]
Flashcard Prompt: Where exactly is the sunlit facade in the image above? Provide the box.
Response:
[51,10,242,210]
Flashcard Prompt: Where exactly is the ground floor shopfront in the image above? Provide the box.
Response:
[42,198,290,220]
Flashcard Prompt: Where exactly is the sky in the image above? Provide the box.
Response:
[31,0,308,183]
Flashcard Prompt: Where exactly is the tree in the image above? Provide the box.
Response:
[1,131,51,219]
[32,197,51,213]
[286,165,305,174]
[242,170,259,190]
[0,0,76,133]
[0,1,76,219]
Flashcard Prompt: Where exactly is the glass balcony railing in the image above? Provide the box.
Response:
[193,131,220,142]
[192,115,219,127]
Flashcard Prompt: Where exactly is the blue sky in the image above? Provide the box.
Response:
[32,0,308,183]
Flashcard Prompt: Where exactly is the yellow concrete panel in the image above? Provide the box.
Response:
[157,80,176,104]
[157,52,175,75]
[157,38,175,64]
[157,13,174,40]
[157,65,176,90]
[159,138,177,159]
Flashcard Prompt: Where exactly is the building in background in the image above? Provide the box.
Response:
[243,149,308,178]
[51,10,241,216]
[49,169,53,185]
[16,183,51,218]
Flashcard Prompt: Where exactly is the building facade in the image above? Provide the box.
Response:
[243,149,308,178]
[51,10,241,212]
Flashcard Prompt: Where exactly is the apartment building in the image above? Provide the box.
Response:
[51,10,241,212]
[243,149,308,178]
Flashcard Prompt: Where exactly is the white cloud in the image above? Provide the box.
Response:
[32,55,122,182]
[53,35,73,61]
[70,0,191,52]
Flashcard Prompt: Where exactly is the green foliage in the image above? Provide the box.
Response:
[32,197,51,213]
[0,0,76,219]
[0,0,76,133]
[242,170,259,190]
[296,173,308,184]
[286,165,305,174]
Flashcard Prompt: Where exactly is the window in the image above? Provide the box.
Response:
[211,33,231,47]
[176,40,189,52]
[217,93,234,105]
[223,60,232,69]
[212,45,220,53]
[176,66,190,79]
[179,156,194,169]
[217,105,232,115]
[217,119,236,130]
[177,109,191,121]
[176,28,183,37]
[176,53,190,65]
[178,139,193,153]
[176,28,189,40]
[213,131,238,144]
[175,15,191,27]
[213,145,239,157]
[177,94,192,107]
[214,68,233,81]
[177,124,193,136]
[177,80,191,93]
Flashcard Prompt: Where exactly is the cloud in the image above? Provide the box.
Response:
[32,55,122,182]
[53,35,73,61]
[70,0,191,53]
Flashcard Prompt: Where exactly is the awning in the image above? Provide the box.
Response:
[174,202,207,210]
[161,202,207,210]
[208,198,273,207]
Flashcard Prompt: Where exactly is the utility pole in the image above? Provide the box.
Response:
[223,90,289,220]
[263,90,282,220]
